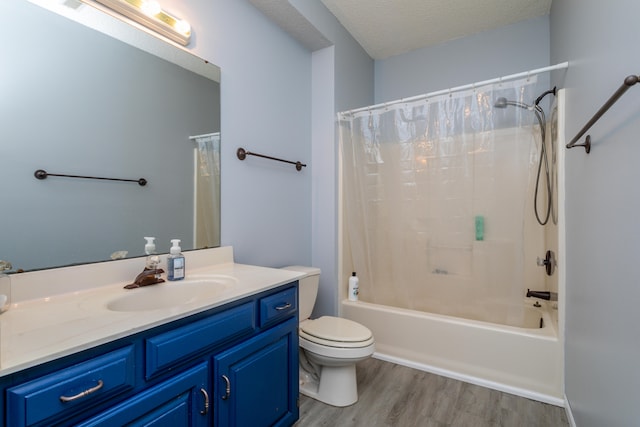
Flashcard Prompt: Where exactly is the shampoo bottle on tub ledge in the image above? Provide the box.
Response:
[348,272,359,301]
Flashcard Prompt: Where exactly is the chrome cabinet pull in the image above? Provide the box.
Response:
[59,379,104,402]
[221,375,231,400]
[275,302,292,311]
[199,388,209,415]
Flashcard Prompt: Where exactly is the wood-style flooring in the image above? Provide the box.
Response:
[296,357,568,427]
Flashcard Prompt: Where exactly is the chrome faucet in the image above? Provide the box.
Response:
[124,268,165,289]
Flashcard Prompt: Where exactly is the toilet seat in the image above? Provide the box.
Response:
[300,316,374,348]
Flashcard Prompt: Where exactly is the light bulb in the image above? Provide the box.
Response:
[140,0,161,16]
[174,19,191,35]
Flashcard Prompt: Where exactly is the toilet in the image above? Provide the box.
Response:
[282,266,375,407]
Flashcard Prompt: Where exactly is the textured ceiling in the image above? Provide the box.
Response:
[320,0,552,59]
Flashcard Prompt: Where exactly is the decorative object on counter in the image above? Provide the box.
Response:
[566,74,640,153]
[167,239,185,281]
[90,0,192,46]
[110,251,129,260]
[236,147,307,171]
[124,237,165,289]
[124,268,166,289]
[34,169,147,186]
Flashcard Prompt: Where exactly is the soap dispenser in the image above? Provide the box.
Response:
[167,239,185,281]
[144,237,161,270]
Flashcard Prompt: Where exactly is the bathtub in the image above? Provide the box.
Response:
[342,299,563,405]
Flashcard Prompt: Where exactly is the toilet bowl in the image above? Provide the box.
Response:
[282,266,375,407]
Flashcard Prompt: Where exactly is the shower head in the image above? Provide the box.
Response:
[494,97,532,110]
[494,97,509,108]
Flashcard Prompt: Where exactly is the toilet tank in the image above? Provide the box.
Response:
[281,266,320,321]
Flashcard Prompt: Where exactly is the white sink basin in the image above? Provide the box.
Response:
[107,275,237,312]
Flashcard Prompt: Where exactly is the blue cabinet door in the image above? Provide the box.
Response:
[215,318,299,427]
[77,362,210,427]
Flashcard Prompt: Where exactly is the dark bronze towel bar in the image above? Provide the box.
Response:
[236,147,306,171]
[34,169,147,186]
[566,74,639,153]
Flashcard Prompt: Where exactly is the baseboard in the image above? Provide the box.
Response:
[372,352,566,407]
[564,395,577,427]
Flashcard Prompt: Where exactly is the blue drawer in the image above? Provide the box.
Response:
[7,346,136,427]
[146,302,255,378]
[259,286,298,328]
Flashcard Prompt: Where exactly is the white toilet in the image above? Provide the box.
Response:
[282,266,375,407]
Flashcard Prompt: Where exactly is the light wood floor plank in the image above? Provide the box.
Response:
[296,357,568,427]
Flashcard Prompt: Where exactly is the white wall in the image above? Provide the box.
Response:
[550,0,640,425]
[374,15,550,103]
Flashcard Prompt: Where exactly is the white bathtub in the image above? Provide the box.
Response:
[342,299,563,405]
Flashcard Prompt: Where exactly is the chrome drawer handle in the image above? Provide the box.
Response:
[221,375,231,400]
[275,302,292,311]
[200,388,209,415]
[59,379,104,402]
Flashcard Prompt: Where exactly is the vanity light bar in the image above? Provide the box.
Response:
[92,0,191,46]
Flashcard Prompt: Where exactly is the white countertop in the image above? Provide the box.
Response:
[0,247,304,377]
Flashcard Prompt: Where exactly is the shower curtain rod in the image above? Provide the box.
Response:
[341,62,569,116]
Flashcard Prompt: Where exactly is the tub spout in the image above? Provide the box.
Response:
[526,289,558,301]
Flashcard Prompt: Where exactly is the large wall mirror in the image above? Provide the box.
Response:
[0,1,221,272]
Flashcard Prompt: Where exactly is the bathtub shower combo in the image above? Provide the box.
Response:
[339,75,565,404]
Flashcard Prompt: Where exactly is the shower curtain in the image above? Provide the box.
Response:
[340,78,543,322]
[194,133,221,248]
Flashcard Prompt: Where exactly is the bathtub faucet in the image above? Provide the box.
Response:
[526,289,558,301]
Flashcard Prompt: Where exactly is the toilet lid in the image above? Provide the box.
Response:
[300,316,373,343]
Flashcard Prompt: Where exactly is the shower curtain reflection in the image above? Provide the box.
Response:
[194,133,221,248]
[339,78,544,327]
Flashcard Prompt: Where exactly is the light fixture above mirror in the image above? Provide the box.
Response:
[90,0,191,45]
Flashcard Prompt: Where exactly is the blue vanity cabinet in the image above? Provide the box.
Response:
[214,318,298,427]
[0,282,299,427]
[76,362,210,427]
[5,346,136,427]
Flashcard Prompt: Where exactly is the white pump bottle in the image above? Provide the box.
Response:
[167,239,185,281]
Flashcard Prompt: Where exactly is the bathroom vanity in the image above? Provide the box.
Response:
[0,247,301,426]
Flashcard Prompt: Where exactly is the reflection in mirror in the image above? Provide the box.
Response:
[1,2,221,272]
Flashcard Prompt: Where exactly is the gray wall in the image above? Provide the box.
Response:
[287,0,374,317]
[374,15,550,103]
[162,0,314,268]
[550,0,640,425]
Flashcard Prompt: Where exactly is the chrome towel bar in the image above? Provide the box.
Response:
[566,74,639,153]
